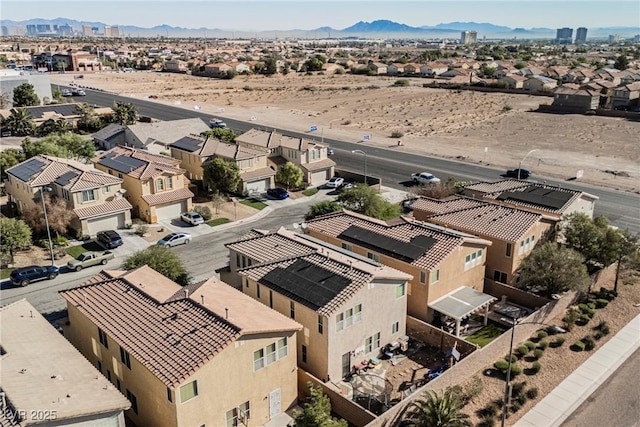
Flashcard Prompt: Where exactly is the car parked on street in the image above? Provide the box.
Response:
[505,168,531,179]
[10,265,59,287]
[61,89,72,97]
[266,187,290,199]
[67,251,114,272]
[326,177,344,188]
[181,211,205,226]
[157,232,192,247]
[72,89,86,96]
[209,118,227,128]
[411,172,441,185]
[96,230,123,249]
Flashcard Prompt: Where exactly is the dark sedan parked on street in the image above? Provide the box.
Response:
[10,265,59,287]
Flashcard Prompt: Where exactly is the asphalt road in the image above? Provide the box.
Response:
[561,347,640,427]
[68,86,640,234]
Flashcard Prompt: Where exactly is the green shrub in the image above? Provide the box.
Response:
[576,314,591,325]
[478,415,496,427]
[531,361,541,373]
[525,341,536,351]
[553,337,565,347]
[482,402,499,417]
[538,340,549,350]
[505,354,517,363]
[392,79,410,87]
[537,330,548,339]
[595,298,609,309]
[134,224,148,236]
[563,308,581,331]
[595,321,610,336]
[526,387,539,399]
[571,340,586,351]
[512,381,527,397]
[494,360,509,371]
[510,364,522,376]
[193,205,212,221]
[391,130,404,138]
[517,345,530,356]
[583,336,596,351]
[53,236,68,246]
[533,349,544,360]
[510,400,522,413]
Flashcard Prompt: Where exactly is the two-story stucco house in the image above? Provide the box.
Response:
[224,227,412,381]
[5,155,132,236]
[170,134,276,194]
[235,129,335,186]
[303,210,494,328]
[60,266,302,427]
[92,146,193,223]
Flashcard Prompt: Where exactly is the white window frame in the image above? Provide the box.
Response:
[253,348,265,371]
[336,312,344,331]
[166,176,173,189]
[396,283,406,298]
[354,304,362,323]
[341,242,353,251]
[156,178,164,191]
[179,380,198,403]
[367,252,380,262]
[464,249,483,270]
[392,321,399,334]
[429,269,440,284]
[81,189,95,203]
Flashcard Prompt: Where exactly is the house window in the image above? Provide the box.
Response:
[464,250,483,270]
[102,185,110,194]
[392,321,399,334]
[341,243,353,251]
[254,339,288,371]
[336,313,344,331]
[354,304,362,322]
[108,169,113,175]
[430,269,440,284]
[120,346,131,369]
[257,284,260,299]
[494,270,508,284]
[302,345,307,363]
[396,283,406,298]
[277,337,288,359]
[126,390,138,414]
[366,332,381,353]
[107,370,111,381]
[290,301,295,319]
[519,235,536,254]
[244,278,248,288]
[98,327,108,348]
[367,252,380,262]
[225,402,250,427]
[179,380,198,403]
[318,315,324,334]
[118,173,123,179]
[81,189,95,203]
[156,178,164,191]
[506,243,513,257]
[345,308,353,327]
[167,387,173,403]
[266,343,277,365]
[420,271,426,284]
[253,349,265,371]
[269,291,273,308]
[166,177,173,189]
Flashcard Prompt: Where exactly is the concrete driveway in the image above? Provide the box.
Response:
[157,217,216,238]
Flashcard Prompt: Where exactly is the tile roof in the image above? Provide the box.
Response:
[235,128,326,152]
[125,118,210,148]
[141,187,194,206]
[59,266,299,388]
[93,146,185,180]
[464,179,531,194]
[304,210,487,270]
[411,196,487,215]
[0,299,130,423]
[92,123,125,142]
[171,134,264,160]
[240,167,277,181]
[301,158,336,172]
[73,197,133,220]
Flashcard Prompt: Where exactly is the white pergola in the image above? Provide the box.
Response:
[429,286,497,337]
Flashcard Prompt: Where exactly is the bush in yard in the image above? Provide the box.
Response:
[583,336,596,351]
[478,415,496,427]
[553,337,566,347]
[538,340,549,350]
[517,345,530,356]
[494,360,509,371]
[595,298,609,308]
[537,330,548,339]
[533,349,544,360]
[391,130,404,138]
[571,340,586,351]
[563,307,581,331]
[525,341,536,351]
[505,354,517,363]
[510,364,522,376]
[516,393,528,405]
[512,381,527,398]
[526,387,539,399]
[593,321,611,337]
[194,206,212,221]
[134,224,148,236]
[531,361,542,373]
[576,314,591,326]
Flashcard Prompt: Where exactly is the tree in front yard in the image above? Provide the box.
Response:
[562,213,624,269]
[12,83,40,107]
[21,194,72,237]
[21,137,68,159]
[0,218,32,263]
[110,101,138,125]
[122,246,189,286]
[4,108,36,136]
[517,242,590,296]
[203,157,241,194]
[337,184,402,220]
[293,383,347,427]
[200,128,236,142]
[276,161,304,189]
[305,200,341,220]
[42,132,96,160]
[0,148,26,180]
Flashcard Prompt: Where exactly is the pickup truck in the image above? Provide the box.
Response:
[67,251,114,271]
[411,172,441,185]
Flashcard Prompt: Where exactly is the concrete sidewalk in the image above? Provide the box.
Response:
[514,313,640,427]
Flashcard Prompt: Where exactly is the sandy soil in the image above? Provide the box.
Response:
[52,71,639,193]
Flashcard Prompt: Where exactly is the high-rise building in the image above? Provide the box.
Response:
[82,25,93,36]
[111,26,120,37]
[26,24,37,36]
[555,27,573,44]
[460,31,478,45]
[609,34,620,43]
[58,24,73,36]
[575,27,588,44]
[2,26,9,37]
[36,24,51,33]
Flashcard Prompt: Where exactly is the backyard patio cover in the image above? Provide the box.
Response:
[429,286,497,336]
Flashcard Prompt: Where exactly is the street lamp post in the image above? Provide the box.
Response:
[39,186,55,266]
[501,317,565,427]
[518,149,539,180]
[351,150,367,186]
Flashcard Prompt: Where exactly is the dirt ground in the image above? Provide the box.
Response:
[52,71,640,193]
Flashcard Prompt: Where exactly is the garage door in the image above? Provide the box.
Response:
[246,178,270,195]
[155,201,187,221]
[87,213,125,236]
[310,170,329,186]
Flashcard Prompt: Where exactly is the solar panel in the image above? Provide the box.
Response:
[9,158,46,182]
[55,170,78,186]
[99,155,146,174]
[261,259,351,310]
[339,225,436,263]
[22,104,79,120]
[497,186,574,211]
[170,136,202,152]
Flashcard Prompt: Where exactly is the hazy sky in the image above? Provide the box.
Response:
[3,1,640,30]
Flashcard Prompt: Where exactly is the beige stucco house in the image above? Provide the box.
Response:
[224,227,412,381]
[92,146,193,223]
[170,134,276,194]
[5,155,132,236]
[60,266,301,427]
[235,128,335,186]
[303,210,493,325]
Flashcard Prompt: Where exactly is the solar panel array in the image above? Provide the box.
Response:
[9,157,46,182]
[99,152,146,174]
[497,186,574,210]
[261,259,351,310]
[55,170,79,186]
[170,136,203,152]
[23,104,80,119]
[339,225,437,263]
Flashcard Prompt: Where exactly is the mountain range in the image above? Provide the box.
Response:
[1,18,638,39]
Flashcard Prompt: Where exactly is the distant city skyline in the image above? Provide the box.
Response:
[3,1,640,31]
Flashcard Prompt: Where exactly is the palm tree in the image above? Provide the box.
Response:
[5,108,36,136]
[75,103,99,131]
[401,389,470,427]
[111,101,138,125]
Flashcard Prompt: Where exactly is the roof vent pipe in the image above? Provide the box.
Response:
[201,295,205,305]
[184,289,189,299]
[225,308,229,320]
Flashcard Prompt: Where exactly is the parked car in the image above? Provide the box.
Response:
[267,187,290,199]
[157,232,191,247]
[181,211,205,226]
[61,89,72,97]
[337,182,354,193]
[209,118,227,128]
[10,265,59,287]
[96,230,123,249]
[411,172,441,185]
[327,148,335,156]
[72,89,86,96]
[505,168,531,179]
[326,177,344,188]
[67,251,114,272]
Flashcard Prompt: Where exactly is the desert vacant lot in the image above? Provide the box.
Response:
[52,72,640,193]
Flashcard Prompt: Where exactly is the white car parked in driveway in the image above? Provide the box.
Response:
[180,211,204,226]
[326,177,344,188]
[157,232,191,247]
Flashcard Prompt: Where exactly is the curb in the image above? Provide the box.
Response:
[212,206,274,232]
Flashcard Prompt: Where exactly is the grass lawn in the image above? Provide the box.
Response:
[207,218,231,227]
[466,322,507,348]
[66,241,104,258]
[1,268,13,280]
[240,198,268,210]
[302,187,319,197]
